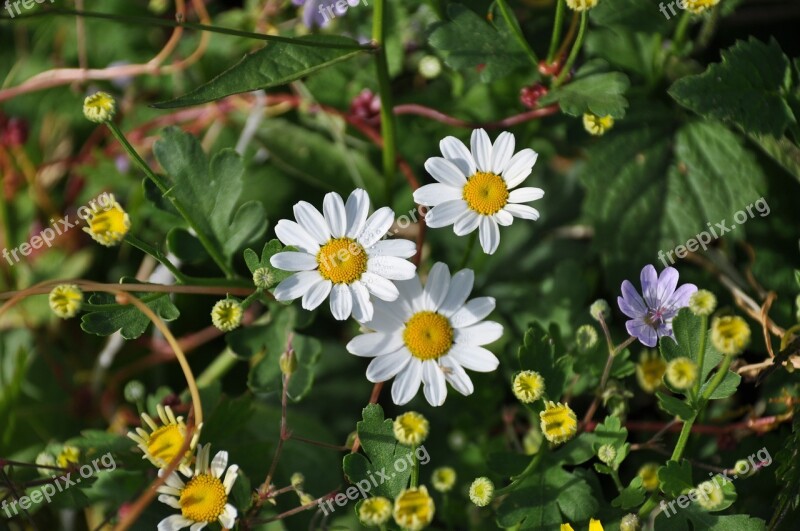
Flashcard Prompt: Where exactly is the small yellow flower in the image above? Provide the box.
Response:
[431,467,456,493]
[566,0,599,11]
[82,195,130,246]
[57,446,80,468]
[589,520,604,531]
[540,401,577,445]
[49,284,83,319]
[393,412,429,446]
[298,492,314,506]
[393,486,435,530]
[83,91,116,123]
[636,350,667,393]
[689,290,717,316]
[127,404,199,476]
[253,267,276,289]
[666,357,698,390]
[638,463,660,492]
[711,315,750,355]
[561,525,575,531]
[359,496,392,526]
[512,370,546,403]
[211,299,243,332]
[686,0,719,14]
[695,480,725,510]
[583,113,614,135]
[469,477,494,507]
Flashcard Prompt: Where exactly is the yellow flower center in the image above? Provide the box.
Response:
[393,487,434,530]
[403,311,454,360]
[316,237,368,284]
[89,206,129,239]
[146,424,184,463]
[394,412,429,445]
[637,356,666,392]
[462,172,509,215]
[540,402,577,444]
[179,474,227,523]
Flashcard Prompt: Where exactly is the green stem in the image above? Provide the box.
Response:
[124,234,188,284]
[105,121,235,278]
[410,445,420,488]
[458,232,477,270]
[692,315,708,398]
[699,355,733,403]
[495,0,538,67]
[494,449,545,496]
[195,349,239,388]
[546,0,566,63]
[610,469,624,493]
[372,0,397,205]
[672,11,692,53]
[553,10,588,87]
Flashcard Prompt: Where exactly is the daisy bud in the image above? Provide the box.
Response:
[665,357,698,390]
[597,444,616,465]
[253,267,276,289]
[637,463,660,492]
[566,0,599,12]
[359,496,392,526]
[576,324,599,353]
[590,299,610,322]
[418,55,442,79]
[636,350,666,393]
[431,466,456,493]
[298,492,314,506]
[583,113,614,135]
[734,459,754,478]
[689,290,717,316]
[82,194,130,246]
[123,380,146,403]
[540,401,577,445]
[211,299,243,332]
[685,0,720,15]
[711,315,750,355]
[49,284,83,319]
[695,480,725,510]
[620,513,641,531]
[468,477,494,507]
[57,445,80,468]
[280,349,297,376]
[393,486,435,530]
[35,452,56,477]
[83,91,117,123]
[393,412,429,446]
[290,472,304,488]
[512,370,546,403]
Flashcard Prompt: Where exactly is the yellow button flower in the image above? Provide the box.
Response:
[82,194,130,246]
[83,91,116,123]
[468,477,494,507]
[636,350,666,393]
[57,446,80,468]
[431,466,456,493]
[666,357,698,390]
[583,113,614,135]
[393,486,435,530]
[689,290,717,316]
[686,0,719,14]
[211,299,243,332]
[49,284,83,319]
[512,370,545,403]
[638,463,660,492]
[394,412,429,446]
[540,401,577,445]
[711,315,750,355]
[359,496,392,526]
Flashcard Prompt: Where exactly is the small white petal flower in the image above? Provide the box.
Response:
[156,444,239,531]
[415,130,543,254]
[346,262,501,406]
[271,189,417,322]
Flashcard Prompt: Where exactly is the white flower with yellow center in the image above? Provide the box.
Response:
[414,129,543,255]
[346,262,501,406]
[127,405,199,476]
[271,189,417,321]
[156,444,239,531]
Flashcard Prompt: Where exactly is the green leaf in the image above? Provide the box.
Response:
[64,430,134,458]
[81,283,180,340]
[657,391,695,420]
[243,240,294,288]
[590,0,672,33]
[612,475,646,509]
[152,128,268,264]
[585,29,661,82]
[592,415,630,468]
[658,459,693,498]
[541,61,630,118]
[655,505,766,531]
[342,404,413,499]
[428,5,528,82]
[155,35,366,108]
[518,323,572,401]
[700,369,741,400]
[669,38,796,137]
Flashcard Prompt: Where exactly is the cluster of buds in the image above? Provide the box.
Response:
[519,83,548,109]
[349,89,381,127]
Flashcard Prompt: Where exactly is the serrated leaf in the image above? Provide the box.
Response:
[590,0,672,33]
[657,391,696,420]
[658,459,693,498]
[242,240,294,288]
[518,323,572,401]
[81,285,180,340]
[612,475,646,509]
[669,38,796,137]
[155,35,366,108]
[541,62,630,118]
[656,505,766,531]
[700,369,741,399]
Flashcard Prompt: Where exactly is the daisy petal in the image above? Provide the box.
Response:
[502,148,538,188]
[423,262,450,311]
[413,183,463,206]
[425,200,469,229]
[470,128,492,172]
[454,321,503,345]
[347,332,404,357]
[367,349,412,382]
[158,495,181,509]
[323,192,347,238]
[272,271,323,302]
[368,256,417,280]
[157,515,193,531]
[424,157,468,187]
[439,269,475,317]
[274,219,320,254]
[508,187,545,203]
[422,360,447,406]
[350,281,373,322]
[302,279,332,310]
[369,300,407,333]
[395,276,425,313]
[504,204,540,220]
[392,358,423,405]
[330,284,353,320]
[189,523,207,531]
[494,210,514,226]
[270,251,318,271]
[362,272,400,301]
[369,239,417,258]
[439,356,474,396]
[358,207,395,247]
[450,297,496,328]
[210,451,228,478]
[294,201,330,245]
[491,132,515,174]
[478,216,500,254]
[454,210,480,236]
[440,136,476,177]
[219,504,237,529]
[449,344,500,372]
[223,465,239,493]
[345,188,370,238]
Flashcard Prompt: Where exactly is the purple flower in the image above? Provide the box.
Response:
[617,264,697,347]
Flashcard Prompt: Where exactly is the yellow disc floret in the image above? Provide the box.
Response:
[686,0,719,14]
[539,401,577,445]
[711,315,750,355]
[211,299,243,332]
[512,370,545,403]
[462,172,509,215]
[316,237,368,284]
[566,0,599,12]
[689,290,717,316]
[638,463,660,492]
[83,91,117,123]
[583,113,614,135]
[393,412,429,446]
[636,350,667,393]
[147,424,185,463]
[393,486,435,531]
[359,496,392,526]
[179,473,227,523]
[468,477,494,507]
[403,311,454,360]
[49,284,83,319]
[431,467,456,493]
[665,357,698,391]
[83,197,130,246]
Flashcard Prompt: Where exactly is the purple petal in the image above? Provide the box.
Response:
[657,267,679,304]
[640,264,659,308]
[665,283,698,311]
[626,318,657,347]
[620,280,647,315]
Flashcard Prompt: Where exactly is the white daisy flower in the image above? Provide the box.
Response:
[270,189,417,322]
[346,262,502,406]
[156,444,239,531]
[414,129,544,254]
